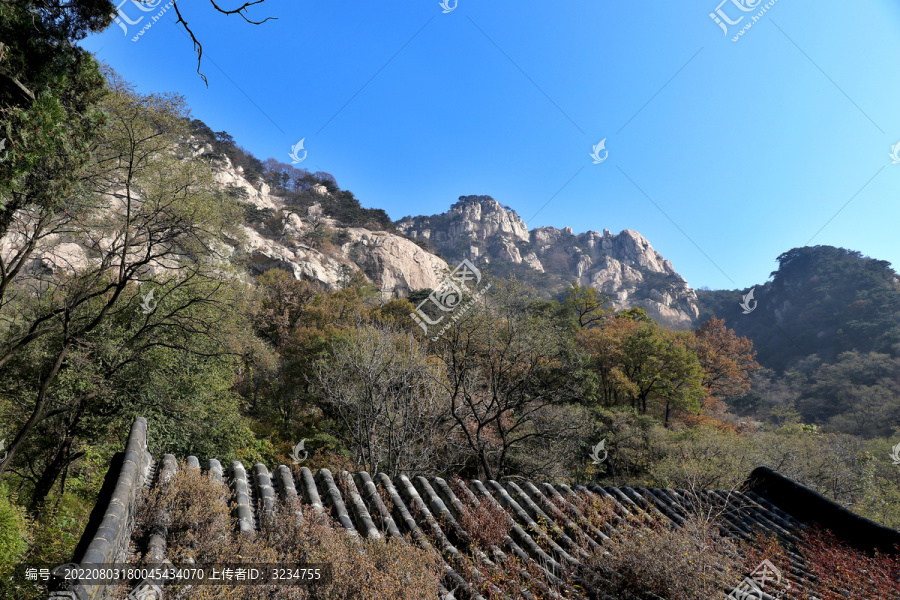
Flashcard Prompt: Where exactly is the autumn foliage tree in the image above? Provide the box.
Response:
[578,313,705,425]
[690,317,759,416]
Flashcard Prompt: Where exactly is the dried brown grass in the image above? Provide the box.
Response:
[133,463,443,600]
[447,477,586,599]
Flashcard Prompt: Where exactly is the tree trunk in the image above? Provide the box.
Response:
[29,435,75,514]
[29,403,85,513]
[0,344,69,478]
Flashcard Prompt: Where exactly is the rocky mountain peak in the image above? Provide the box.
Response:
[397,198,700,329]
[9,134,700,328]
[400,195,530,246]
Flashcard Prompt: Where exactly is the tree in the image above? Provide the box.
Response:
[0,1,109,239]
[563,282,609,329]
[370,297,418,330]
[430,280,584,480]
[578,318,705,426]
[623,328,705,426]
[248,269,320,428]
[616,306,653,322]
[314,325,449,478]
[246,269,382,432]
[576,317,632,409]
[691,317,759,414]
[255,269,319,349]
[0,72,247,508]
[303,214,332,249]
[3,0,278,89]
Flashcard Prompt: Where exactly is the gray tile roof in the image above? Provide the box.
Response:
[48,418,900,600]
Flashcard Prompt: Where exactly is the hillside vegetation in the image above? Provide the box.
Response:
[698,246,900,368]
[698,246,900,437]
[189,119,396,232]
[2,6,900,597]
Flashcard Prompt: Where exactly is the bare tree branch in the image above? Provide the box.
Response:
[208,0,275,24]
[171,0,276,86]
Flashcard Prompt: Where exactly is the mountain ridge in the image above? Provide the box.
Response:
[397,195,700,329]
[0,130,702,330]
[697,245,900,371]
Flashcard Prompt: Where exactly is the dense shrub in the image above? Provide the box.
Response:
[446,478,583,599]
[576,494,744,599]
[244,205,276,225]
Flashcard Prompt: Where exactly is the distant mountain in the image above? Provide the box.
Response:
[697,246,900,371]
[397,195,700,329]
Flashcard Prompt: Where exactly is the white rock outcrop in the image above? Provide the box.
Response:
[397,196,700,329]
[2,144,452,301]
[4,142,699,326]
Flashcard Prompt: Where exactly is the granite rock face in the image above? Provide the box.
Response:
[2,142,697,324]
[397,196,700,329]
[1,142,451,299]
[202,146,450,296]
[236,213,449,296]
[213,148,452,295]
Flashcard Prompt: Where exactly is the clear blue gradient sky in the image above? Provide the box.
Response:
[82,0,900,291]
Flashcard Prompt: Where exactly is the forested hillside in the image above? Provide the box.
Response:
[698,246,900,437]
[188,120,397,233]
[697,246,900,369]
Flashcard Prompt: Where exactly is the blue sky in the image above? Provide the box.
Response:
[83,0,900,291]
